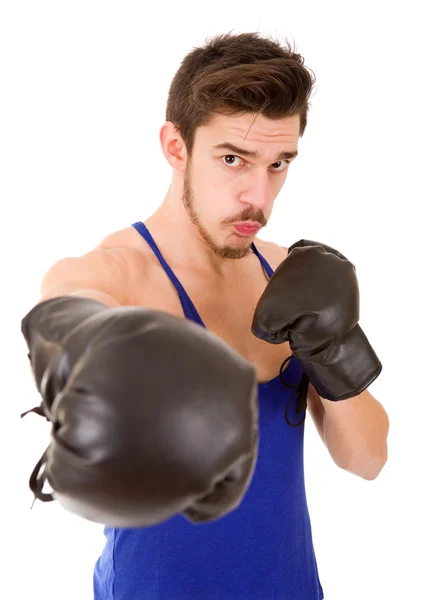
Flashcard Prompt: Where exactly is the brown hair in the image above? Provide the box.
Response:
[165,31,316,156]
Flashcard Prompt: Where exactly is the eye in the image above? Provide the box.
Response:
[222,155,245,168]
[270,160,290,172]
[221,155,291,172]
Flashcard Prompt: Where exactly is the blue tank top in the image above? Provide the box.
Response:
[93,221,324,600]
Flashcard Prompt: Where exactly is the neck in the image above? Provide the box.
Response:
[145,184,252,278]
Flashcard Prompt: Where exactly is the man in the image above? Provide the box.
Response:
[21,32,389,599]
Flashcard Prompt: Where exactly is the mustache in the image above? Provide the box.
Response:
[223,210,266,226]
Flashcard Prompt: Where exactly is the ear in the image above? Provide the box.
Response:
[159,121,188,172]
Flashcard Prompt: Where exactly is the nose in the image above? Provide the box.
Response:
[240,170,273,210]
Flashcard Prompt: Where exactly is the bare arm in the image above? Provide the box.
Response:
[277,242,389,480]
[38,248,134,308]
[307,383,389,480]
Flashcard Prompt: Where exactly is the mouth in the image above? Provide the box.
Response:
[233,223,261,237]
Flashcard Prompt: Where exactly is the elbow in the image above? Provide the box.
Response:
[360,458,387,481]
[350,446,389,481]
[353,413,390,481]
[365,417,390,480]
[368,446,388,480]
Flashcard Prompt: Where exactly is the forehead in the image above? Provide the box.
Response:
[196,112,301,149]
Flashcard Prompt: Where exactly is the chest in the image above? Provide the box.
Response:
[136,261,293,384]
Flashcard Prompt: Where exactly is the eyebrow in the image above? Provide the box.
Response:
[212,142,298,161]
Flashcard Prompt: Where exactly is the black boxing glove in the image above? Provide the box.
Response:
[21,297,258,527]
[251,240,382,410]
[21,296,108,416]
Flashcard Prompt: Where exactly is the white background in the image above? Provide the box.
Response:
[1,1,438,599]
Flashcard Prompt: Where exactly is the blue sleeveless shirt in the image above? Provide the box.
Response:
[93,222,324,600]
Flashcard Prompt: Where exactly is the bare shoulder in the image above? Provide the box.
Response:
[254,237,289,272]
[95,225,153,276]
[92,224,167,306]
[39,225,152,306]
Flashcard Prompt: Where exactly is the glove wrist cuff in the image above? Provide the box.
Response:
[292,324,382,401]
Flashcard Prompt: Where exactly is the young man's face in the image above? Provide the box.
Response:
[183,112,301,260]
